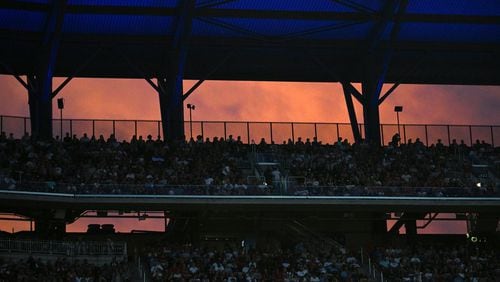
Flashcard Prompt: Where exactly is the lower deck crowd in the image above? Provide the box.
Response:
[1,235,498,281]
[0,132,498,197]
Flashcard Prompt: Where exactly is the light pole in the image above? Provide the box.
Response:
[187,103,195,140]
[57,98,64,141]
[394,106,403,137]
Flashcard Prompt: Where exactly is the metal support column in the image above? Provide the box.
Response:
[158,78,184,141]
[34,211,67,239]
[362,71,383,145]
[157,0,195,141]
[361,0,406,146]
[341,83,362,143]
[28,0,67,139]
[28,73,55,140]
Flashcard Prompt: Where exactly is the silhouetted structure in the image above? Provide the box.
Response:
[1,1,499,143]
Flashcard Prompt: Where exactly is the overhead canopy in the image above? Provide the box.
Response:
[1,0,499,85]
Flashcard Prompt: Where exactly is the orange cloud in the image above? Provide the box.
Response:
[2,76,499,125]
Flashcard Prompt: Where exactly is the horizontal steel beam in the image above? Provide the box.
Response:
[0,30,498,53]
[1,1,499,24]
[1,191,499,213]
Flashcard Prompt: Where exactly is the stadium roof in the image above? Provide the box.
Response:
[1,0,499,85]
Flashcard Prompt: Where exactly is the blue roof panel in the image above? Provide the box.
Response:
[301,22,373,40]
[406,0,500,16]
[192,17,372,40]
[345,0,384,12]
[399,23,500,43]
[0,9,46,32]
[204,0,356,12]
[68,0,179,8]
[218,18,361,37]
[0,0,498,44]
[63,14,175,35]
[15,0,49,3]
[192,18,249,38]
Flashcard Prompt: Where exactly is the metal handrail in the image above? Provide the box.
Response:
[0,181,498,197]
[1,115,498,146]
[0,238,127,256]
[1,114,498,127]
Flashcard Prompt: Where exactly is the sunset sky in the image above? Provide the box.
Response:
[1,75,499,125]
[0,75,499,233]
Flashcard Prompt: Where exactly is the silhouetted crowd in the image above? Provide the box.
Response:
[1,233,499,282]
[145,241,366,281]
[0,257,130,282]
[0,132,498,196]
[372,242,500,281]
[1,237,499,281]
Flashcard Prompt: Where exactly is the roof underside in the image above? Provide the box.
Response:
[0,0,499,85]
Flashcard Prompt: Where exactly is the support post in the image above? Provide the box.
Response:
[490,126,494,147]
[396,112,400,136]
[157,121,161,138]
[270,122,273,143]
[380,124,384,145]
[158,78,185,141]
[157,0,195,141]
[469,125,473,146]
[403,124,406,143]
[246,122,250,144]
[28,0,67,139]
[28,74,53,139]
[425,125,429,146]
[361,0,406,146]
[361,55,387,146]
[59,107,63,141]
[164,211,168,233]
[223,122,227,140]
[341,83,362,143]
[447,125,451,145]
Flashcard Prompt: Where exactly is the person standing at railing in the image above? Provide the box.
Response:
[390,133,401,148]
[80,133,90,143]
[63,132,71,143]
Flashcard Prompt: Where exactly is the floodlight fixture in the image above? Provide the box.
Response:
[187,104,196,139]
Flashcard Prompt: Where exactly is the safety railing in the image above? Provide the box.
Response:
[0,182,498,198]
[0,239,127,257]
[1,115,498,146]
[368,257,385,282]
[359,248,385,282]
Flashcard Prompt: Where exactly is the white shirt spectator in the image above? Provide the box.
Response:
[205,177,214,185]
[271,168,281,181]
[212,262,224,272]
[222,165,231,176]
[189,265,199,274]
